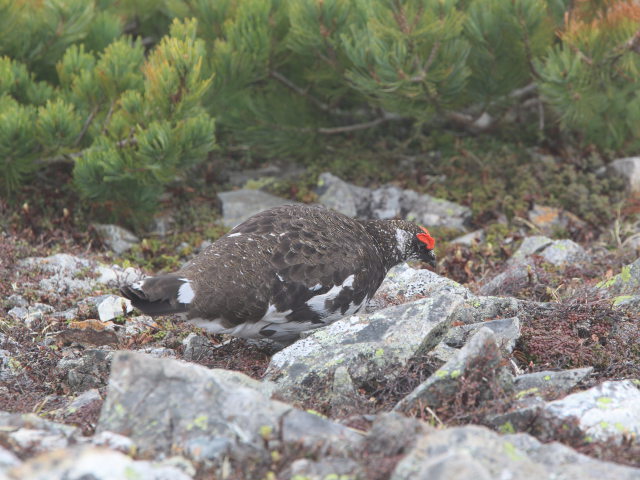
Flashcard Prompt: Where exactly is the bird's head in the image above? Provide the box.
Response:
[411,225,437,267]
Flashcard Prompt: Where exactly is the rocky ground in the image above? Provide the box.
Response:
[1,161,640,479]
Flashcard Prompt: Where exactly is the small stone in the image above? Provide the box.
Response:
[528,205,587,236]
[7,307,28,322]
[182,333,215,362]
[443,317,520,354]
[93,224,139,254]
[57,320,119,347]
[450,229,485,246]
[514,367,593,396]
[56,349,113,392]
[6,295,28,309]
[90,431,136,454]
[508,236,553,265]
[608,156,640,193]
[539,239,587,266]
[218,189,300,228]
[316,172,370,218]
[329,366,360,414]
[0,445,20,470]
[364,412,432,456]
[286,457,364,480]
[96,295,133,322]
[8,446,193,480]
[538,380,640,443]
[95,264,143,287]
[123,315,158,336]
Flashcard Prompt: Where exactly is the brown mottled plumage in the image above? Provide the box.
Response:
[121,204,436,345]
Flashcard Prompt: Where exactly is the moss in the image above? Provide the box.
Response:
[259,425,273,440]
[613,295,636,306]
[187,414,208,431]
[515,387,539,399]
[503,441,524,461]
[499,421,516,434]
[375,348,384,357]
[597,396,613,408]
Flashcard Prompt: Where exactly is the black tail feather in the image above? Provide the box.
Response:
[120,277,189,316]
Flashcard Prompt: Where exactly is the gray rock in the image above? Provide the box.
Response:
[90,431,136,454]
[394,328,511,413]
[315,173,471,229]
[56,349,113,392]
[528,205,588,236]
[55,389,103,424]
[514,367,593,396]
[0,445,20,470]
[316,172,370,218]
[608,156,640,193]
[539,380,640,443]
[93,223,139,254]
[217,189,300,228]
[0,413,79,457]
[182,333,215,362]
[368,185,471,230]
[598,257,640,298]
[478,259,533,296]
[364,412,433,456]
[139,346,177,358]
[451,297,522,324]
[97,352,361,467]
[96,295,133,322]
[450,229,485,246]
[597,257,640,313]
[266,293,464,404]
[7,307,27,322]
[329,366,361,415]
[391,425,640,480]
[19,253,91,275]
[367,264,472,312]
[95,264,144,287]
[508,236,554,265]
[7,447,193,480]
[539,239,587,266]
[285,457,364,480]
[18,254,95,295]
[482,236,587,295]
[6,295,28,309]
[443,317,520,353]
[0,350,20,381]
[9,303,55,329]
[122,315,157,336]
[52,308,78,322]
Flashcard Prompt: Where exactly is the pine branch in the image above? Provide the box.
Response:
[269,70,331,112]
[74,106,99,146]
[515,7,542,80]
[317,111,404,134]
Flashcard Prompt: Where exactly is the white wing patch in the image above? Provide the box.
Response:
[228,232,241,237]
[177,279,195,304]
[306,274,355,314]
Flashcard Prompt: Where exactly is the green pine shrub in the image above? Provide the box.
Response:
[1,0,638,224]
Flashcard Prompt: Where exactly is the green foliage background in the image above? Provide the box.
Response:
[1,0,639,224]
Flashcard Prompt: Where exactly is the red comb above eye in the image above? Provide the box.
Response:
[417,226,435,249]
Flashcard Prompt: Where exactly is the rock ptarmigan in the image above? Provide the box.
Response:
[121,204,436,345]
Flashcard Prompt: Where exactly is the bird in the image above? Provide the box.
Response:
[120,204,436,346]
